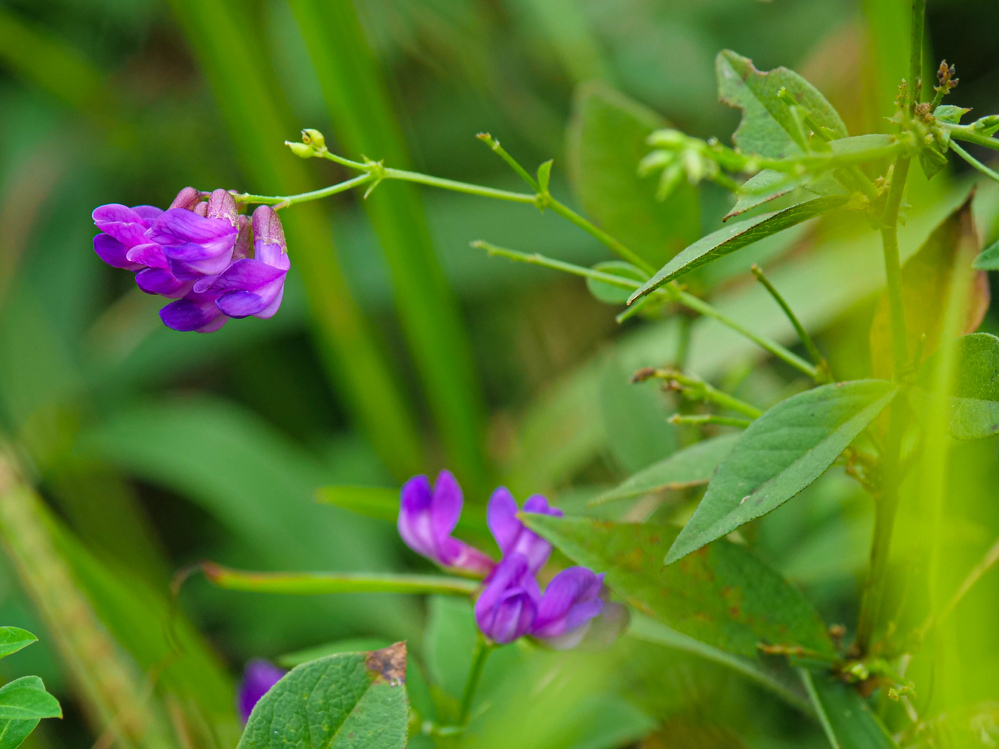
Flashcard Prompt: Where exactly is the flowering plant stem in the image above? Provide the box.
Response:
[458,635,494,726]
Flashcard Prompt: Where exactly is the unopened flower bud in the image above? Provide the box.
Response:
[286,141,315,158]
[301,129,326,150]
[206,188,238,226]
[169,186,204,211]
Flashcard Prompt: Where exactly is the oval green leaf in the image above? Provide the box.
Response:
[915,332,999,440]
[0,629,36,661]
[628,196,848,303]
[0,717,41,749]
[0,677,61,722]
[238,643,409,749]
[586,262,648,305]
[523,514,834,659]
[666,380,897,564]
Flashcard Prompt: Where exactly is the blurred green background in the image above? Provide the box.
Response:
[1,0,998,746]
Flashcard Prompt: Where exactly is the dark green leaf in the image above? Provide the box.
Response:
[0,630,35,661]
[238,643,409,749]
[629,196,848,302]
[666,381,896,564]
[592,434,740,505]
[915,333,999,440]
[973,237,999,270]
[586,262,647,305]
[524,515,834,658]
[0,717,40,749]
[0,677,60,721]
[717,50,848,159]
[568,82,699,268]
[802,671,897,748]
[725,170,809,221]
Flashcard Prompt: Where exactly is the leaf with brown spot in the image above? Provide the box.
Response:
[870,194,988,380]
[365,642,406,686]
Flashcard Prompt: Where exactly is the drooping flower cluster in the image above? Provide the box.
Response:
[92,187,290,333]
[398,471,609,648]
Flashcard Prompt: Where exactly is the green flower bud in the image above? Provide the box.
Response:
[285,141,315,158]
[301,129,327,150]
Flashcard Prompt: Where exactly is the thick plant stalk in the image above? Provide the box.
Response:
[0,448,172,748]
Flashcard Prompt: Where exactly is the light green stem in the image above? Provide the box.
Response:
[944,123,999,152]
[232,173,375,207]
[670,414,752,429]
[949,141,999,184]
[202,563,480,596]
[459,636,493,726]
[647,369,763,418]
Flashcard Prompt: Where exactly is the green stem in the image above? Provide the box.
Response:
[910,0,926,111]
[949,141,999,184]
[232,173,375,207]
[459,636,493,725]
[474,241,818,378]
[546,198,655,274]
[476,133,540,191]
[201,563,480,597]
[382,167,538,205]
[944,123,999,152]
[751,264,832,382]
[669,414,753,429]
[648,369,763,418]
[880,157,912,380]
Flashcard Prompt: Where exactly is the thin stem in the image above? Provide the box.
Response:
[751,264,832,382]
[475,241,817,378]
[949,141,999,184]
[879,157,912,380]
[669,414,752,429]
[546,198,655,274]
[459,636,493,725]
[910,0,926,112]
[675,290,820,380]
[476,133,540,191]
[646,368,763,418]
[232,173,375,207]
[944,123,999,152]
[382,167,538,205]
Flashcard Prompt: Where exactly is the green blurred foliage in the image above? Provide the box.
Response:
[0,0,997,746]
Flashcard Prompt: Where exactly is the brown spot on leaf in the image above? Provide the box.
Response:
[365,642,406,686]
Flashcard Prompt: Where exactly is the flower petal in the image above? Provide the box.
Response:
[206,188,238,225]
[159,296,226,332]
[169,187,203,211]
[93,234,141,270]
[126,243,169,270]
[532,568,604,639]
[252,205,287,251]
[430,470,463,545]
[216,290,271,319]
[135,268,192,298]
[131,205,164,224]
[209,258,287,293]
[93,204,151,247]
[398,475,436,559]
[149,208,239,248]
[486,487,521,555]
[252,285,285,319]
[237,660,285,723]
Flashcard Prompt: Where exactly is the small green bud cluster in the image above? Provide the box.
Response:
[285,128,328,159]
[640,129,731,201]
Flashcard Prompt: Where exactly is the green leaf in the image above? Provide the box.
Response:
[0,677,60,721]
[537,159,553,193]
[726,170,809,221]
[567,82,699,268]
[315,485,399,523]
[802,671,897,748]
[666,380,896,564]
[0,630,36,661]
[871,196,987,380]
[523,515,834,659]
[424,597,478,705]
[238,643,409,749]
[915,333,999,440]
[591,434,740,505]
[629,196,848,302]
[973,237,999,270]
[0,717,40,749]
[586,262,647,305]
[202,563,479,596]
[628,616,810,713]
[934,104,970,125]
[717,50,848,159]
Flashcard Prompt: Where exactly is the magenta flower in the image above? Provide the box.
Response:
[474,554,540,644]
[486,488,562,576]
[531,567,605,649]
[236,660,285,723]
[398,471,495,576]
[147,189,239,281]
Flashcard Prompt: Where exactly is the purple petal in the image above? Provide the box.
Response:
[440,538,495,576]
[126,243,169,270]
[430,471,463,548]
[487,487,521,555]
[159,296,227,332]
[93,234,142,270]
[254,241,291,271]
[532,568,604,640]
[216,290,270,319]
[398,475,436,559]
[135,268,192,298]
[131,205,164,224]
[487,591,537,644]
[167,251,236,280]
[475,553,538,643]
[523,494,563,518]
[209,258,287,293]
[253,285,285,319]
[93,204,151,247]
[149,208,239,248]
[233,215,252,261]
[237,660,285,723]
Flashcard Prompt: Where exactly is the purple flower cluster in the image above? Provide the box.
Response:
[92,188,290,333]
[398,471,608,648]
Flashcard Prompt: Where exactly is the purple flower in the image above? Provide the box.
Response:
[236,660,285,723]
[473,555,606,647]
[474,553,540,644]
[398,471,495,576]
[206,205,290,319]
[148,188,239,281]
[487,488,562,576]
[92,203,166,272]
